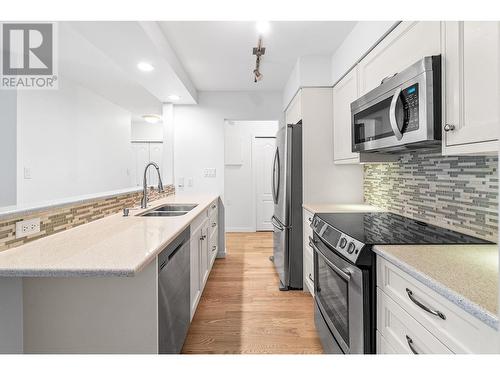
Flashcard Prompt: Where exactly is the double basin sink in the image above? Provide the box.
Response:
[140,204,198,217]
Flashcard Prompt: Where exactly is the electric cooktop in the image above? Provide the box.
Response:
[316,212,491,245]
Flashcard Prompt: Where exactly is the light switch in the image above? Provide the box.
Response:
[187,178,193,187]
[24,167,32,179]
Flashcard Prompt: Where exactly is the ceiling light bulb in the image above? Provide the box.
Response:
[256,21,270,35]
[137,62,154,72]
[167,94,181,101]
[142,114,162,124]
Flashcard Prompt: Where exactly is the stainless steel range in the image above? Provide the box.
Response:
[310,212,491,354]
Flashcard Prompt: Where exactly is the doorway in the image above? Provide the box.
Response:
[224,120,279,232]
[253,137,276,231]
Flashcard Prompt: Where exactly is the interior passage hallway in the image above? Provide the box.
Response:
[182,232,323,354]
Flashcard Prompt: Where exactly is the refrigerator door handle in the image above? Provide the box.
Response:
[272,148,280,204]
[271,215,285,231]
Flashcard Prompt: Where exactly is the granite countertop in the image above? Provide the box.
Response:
[303,202,386,213]
[0,194,218,277]
[374,244,499,329]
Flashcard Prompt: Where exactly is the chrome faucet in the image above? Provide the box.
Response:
[141,162,164,209]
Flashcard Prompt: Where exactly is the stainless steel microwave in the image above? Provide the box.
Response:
[351,55,442,153]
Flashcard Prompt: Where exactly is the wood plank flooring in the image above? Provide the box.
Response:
[182,232,323,354]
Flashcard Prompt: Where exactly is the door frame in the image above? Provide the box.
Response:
[252,135,276,232]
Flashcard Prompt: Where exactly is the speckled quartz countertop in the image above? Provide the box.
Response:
[374,244,499,329]
[303,203,385,213]
[0,194,218,277]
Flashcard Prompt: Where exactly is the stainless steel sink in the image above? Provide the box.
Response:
[153,204,198,212]
[139,203,198,217]
[141,211,188,217]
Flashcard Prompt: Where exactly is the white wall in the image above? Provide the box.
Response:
[0,278,23,353]
[331,21,398,84]
[173,91,283,202]
[224,120,279,232]
[282,55,332,110]
[131,121,164,142]
[0,91,17,207]
[16,79,134,206]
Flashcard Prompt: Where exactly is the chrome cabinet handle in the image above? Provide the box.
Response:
[406,288,446,320]
[444,124,455,132]
[211,222,216,227]
[212,245,217,251]
[200,234,207,241]
[211,204,216,209]
[406,335,419,354]
[308,217,312,223]
[389,87,403,140]
[308,273,314,282]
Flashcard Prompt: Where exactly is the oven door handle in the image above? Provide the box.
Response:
[309,237,351,281]
[389,87,404,141]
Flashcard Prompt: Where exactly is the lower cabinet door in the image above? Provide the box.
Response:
[200,221,210,287]
[190,232,201,320]
[377,288,453,354]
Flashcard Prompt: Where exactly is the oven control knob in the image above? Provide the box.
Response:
[347,242,356,254]
[339,238,347,249]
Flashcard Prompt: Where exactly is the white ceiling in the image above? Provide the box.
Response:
[159,21,357,91]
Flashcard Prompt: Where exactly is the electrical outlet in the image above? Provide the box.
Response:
[16,218,41,239]
[204,168,216,178]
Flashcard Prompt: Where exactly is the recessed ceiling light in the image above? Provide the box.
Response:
[137,62,154,72]
[256,21,271,35]
[167,94,181,102]
[142,114,162,124]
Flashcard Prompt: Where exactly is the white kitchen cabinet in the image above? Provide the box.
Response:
[358,21,442,95]
[377,288,453,354]
[442,21,500,155]
[333,68,360,164]
[189,199,219,320]
[286,89,302,125]
[377,256,499,354]
[302,208,314,296]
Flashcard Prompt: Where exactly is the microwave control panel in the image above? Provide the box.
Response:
[400,83,419,132]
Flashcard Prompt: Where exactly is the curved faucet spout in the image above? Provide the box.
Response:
[141,162,165,209]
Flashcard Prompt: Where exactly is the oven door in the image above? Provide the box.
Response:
[310,235,364,354]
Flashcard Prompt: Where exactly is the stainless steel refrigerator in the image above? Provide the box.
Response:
[271,121,303,290]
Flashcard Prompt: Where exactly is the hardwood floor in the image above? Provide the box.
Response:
[182,232,323,354]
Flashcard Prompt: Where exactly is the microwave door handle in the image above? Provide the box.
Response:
[389,87,404,140]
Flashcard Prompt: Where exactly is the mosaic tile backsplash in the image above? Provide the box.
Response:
[0,185,175,252]
[364,152,498,242]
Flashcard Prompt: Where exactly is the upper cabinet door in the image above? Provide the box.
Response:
[333,68,360,163]
[286,90,302,125]
[443,21,499,154]
[358,22,442,95]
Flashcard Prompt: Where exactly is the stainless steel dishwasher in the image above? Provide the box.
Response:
[158,227,190,354]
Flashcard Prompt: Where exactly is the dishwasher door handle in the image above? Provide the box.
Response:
[160,241,185,271]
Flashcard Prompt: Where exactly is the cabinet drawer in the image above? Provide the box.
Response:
[208,200,218,219]
[378,288,453,354]
[209,230,218,266]
[377,256,498,353]
[208,215,218,238]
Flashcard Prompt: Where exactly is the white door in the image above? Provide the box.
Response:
[253,137,276,231]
